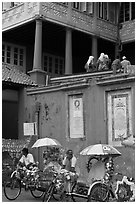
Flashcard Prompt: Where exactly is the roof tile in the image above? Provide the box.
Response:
[2,63,37,86]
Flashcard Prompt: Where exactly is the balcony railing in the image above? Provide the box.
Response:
[2,2,118,41]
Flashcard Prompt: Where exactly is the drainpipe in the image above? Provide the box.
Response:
[35,102,41,166]
[115,3,122,58]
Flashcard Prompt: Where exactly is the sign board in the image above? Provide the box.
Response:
[23,122,37,136]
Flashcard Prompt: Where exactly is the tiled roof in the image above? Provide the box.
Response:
[2,63,37,86]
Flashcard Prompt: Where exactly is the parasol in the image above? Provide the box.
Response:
[31,137,62,148]
[80,144,121,157]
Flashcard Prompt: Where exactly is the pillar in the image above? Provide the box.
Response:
[65,27,72,74]
[91,3,98,63]
[28,16,46,85]
[33,18,42,70]
[92,36,98,63]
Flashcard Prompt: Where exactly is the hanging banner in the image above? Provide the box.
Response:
[23,122,37,136]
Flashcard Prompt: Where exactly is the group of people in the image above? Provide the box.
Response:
[85,53,131,74]
[112,55,131,74]
[17,148,78,194]
[18,147,115,195]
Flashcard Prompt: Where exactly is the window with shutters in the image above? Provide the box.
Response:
[98,2,108,20]
[2,43,26,69]
[72,2,80,10]
[119,2,135,23]
[43,53,64,76]
[98,2,118,23]
[87,2,94,14]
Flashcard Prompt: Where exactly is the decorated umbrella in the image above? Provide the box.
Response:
[31,137,62,148]
[80,144,121,157]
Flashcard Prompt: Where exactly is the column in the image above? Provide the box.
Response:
[28,16,46,85]
[65,27,72,74]
[91,3,98,63]
[33,18,42,70]
[92,36,98,63]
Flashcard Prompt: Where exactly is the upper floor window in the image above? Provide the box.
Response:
[72,2,80,10]
[119,2,135,23]
[98,2,117,23]
[98,2,108,20]
[2,43,26,69]
[2,2,23,11]
[80,2,93,14]
[43,53,64,76]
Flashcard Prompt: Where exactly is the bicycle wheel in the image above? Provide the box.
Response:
[52,180,65,201]
[4,177,21,200]
[52,187,61,201]
[71,182,88,202]
[116,183,133,202]
[88,183,109,202]
[43,184,54,202]
[30,189,44,198]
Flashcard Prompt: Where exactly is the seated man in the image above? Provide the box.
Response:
[18,147,35,170]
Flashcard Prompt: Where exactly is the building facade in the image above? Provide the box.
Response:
[2,2,135,178]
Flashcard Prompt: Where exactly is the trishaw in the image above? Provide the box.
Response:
[42,143,135,202]
[42,143,121,202]
[3,139,135,202]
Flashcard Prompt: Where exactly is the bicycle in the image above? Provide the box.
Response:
[42,169,77,202]
[3,165,44,200]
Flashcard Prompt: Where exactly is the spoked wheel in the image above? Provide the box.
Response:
[52,187,63,201]
[88,183,109,202]
[52,180,65,201]
[30,189,44,198]
[4,177,21,200]
[71,182,78,202]
[116,183,133,202]
[43,184,54,202]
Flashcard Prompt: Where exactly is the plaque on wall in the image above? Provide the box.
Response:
[107,90,132,146]
[69,95,84,138]
[112,94,129,140]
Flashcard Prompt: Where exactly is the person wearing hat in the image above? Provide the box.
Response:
[84,56,96,72]
[121,56,131,73]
